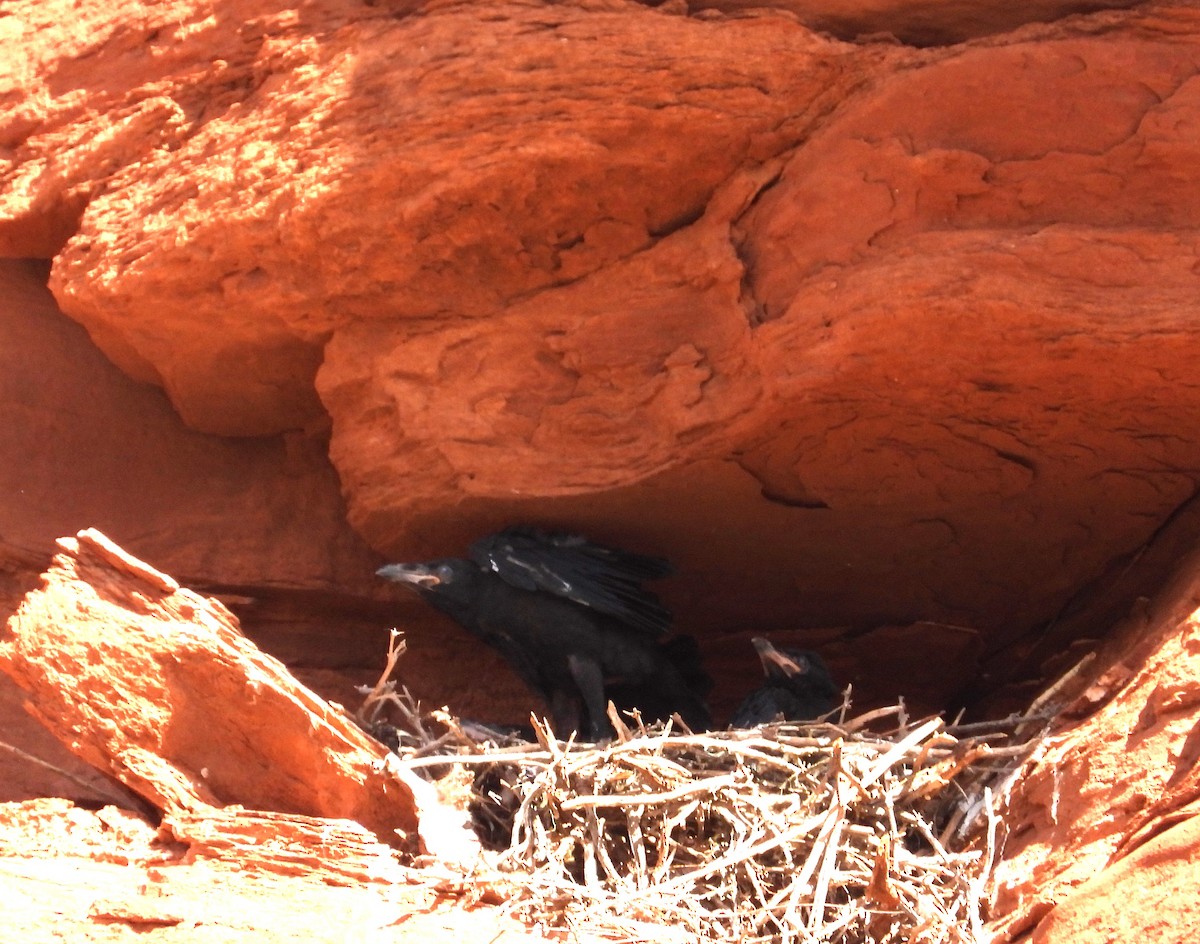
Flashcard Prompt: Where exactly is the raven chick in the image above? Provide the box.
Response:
[730,637,839,727]
[376,527,712,740]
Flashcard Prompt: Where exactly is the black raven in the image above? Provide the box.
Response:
[729,637,839,727]
[604,634,712,729]
[376,527,712,740]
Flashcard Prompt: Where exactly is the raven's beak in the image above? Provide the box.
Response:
[376,564,441,588]
[750,637,808,678]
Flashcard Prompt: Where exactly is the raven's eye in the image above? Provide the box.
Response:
[436,564,455,582]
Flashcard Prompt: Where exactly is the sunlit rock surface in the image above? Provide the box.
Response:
[5,1,1200,939]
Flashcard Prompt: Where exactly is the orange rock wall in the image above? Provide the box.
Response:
[6,3,1200,938]
[5,0,1200,725]
[989,544,1200,943]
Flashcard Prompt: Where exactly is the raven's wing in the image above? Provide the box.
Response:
[469,527,673,635]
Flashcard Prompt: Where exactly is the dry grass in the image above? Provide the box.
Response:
[359,632,1035,944]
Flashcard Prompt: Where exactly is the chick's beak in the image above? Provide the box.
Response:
[750,637,808,678]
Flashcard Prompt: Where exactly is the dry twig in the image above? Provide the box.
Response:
[360,640,1036,943]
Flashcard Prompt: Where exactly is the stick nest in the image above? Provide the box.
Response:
[360,633,1023,944]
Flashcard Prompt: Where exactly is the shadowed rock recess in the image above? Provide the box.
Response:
[4,0,1200,940]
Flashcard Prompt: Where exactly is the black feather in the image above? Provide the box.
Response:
[730,638,839,727]
[469,527,673,635]
[377,527,707,740]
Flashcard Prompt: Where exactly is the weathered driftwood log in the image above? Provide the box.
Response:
[0,529,448,858]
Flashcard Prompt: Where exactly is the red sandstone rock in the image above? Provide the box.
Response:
[0,259,379,598]
[0,257,392,800]
[0,798,561,943]
[0,529,424,848]
[5,0,1200,680]
[28,0,858,436]
[987,544,1200,942]
[689,0,1139,46]
[1027,815,1200,944]
[327,3,1200,671]
[6,1,1200,938]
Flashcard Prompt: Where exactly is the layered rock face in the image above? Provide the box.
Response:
[7,0,1200,700]
[5,0,1200,939]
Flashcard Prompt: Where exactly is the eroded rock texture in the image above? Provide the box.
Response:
[6,0,1200,938]
[8,0,1200,695]
[0,529,423,846]
[989,542,1200,944]
[0,260,376,595]
[689,0,1140,45]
